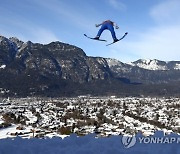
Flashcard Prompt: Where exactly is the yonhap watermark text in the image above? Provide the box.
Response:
[122,135,180,148]
[139,137,180,144]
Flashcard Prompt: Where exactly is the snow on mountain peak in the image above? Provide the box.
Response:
[106,58,132,73]
[9,37,24,49]
[174,63,180,70]
[106,58,123,67]
[129,59,168,70]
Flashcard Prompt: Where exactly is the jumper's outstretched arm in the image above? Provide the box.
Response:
[95,23,103,27]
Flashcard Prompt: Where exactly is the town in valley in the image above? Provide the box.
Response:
[0,96,179,139]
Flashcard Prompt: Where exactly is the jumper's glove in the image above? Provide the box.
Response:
[115,25,119,29]
[95,24,100,27]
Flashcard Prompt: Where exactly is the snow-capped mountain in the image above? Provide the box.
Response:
[128,59,168,70]
[106,58,132,73]
[0,35,180,97]
[128,59,180,70]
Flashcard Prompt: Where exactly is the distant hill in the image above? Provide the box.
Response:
[0,35,180,97]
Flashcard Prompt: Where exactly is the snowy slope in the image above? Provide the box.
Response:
[128,59,180,70]
[106,58,132,73]
[0,65,6,69]
[128,59,168,70]
[0,132,179,154]
[174,63,180,70]
[106,58,123,67]
[107,58,180,71]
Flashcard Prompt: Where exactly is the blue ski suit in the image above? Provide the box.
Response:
[96,20,118,41]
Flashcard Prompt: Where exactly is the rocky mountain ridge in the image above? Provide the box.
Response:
[0,35,180,97]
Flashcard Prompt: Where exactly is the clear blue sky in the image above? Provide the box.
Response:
[0,0,180,62]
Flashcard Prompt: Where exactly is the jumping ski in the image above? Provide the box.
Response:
[106,32,128,46]
[84,34,107,42]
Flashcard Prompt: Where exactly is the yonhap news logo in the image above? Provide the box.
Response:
[122,135,136,148]
[122,135,180,149]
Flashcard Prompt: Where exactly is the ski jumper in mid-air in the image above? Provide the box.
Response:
[84,20,128,46]
[94,20,119,43]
